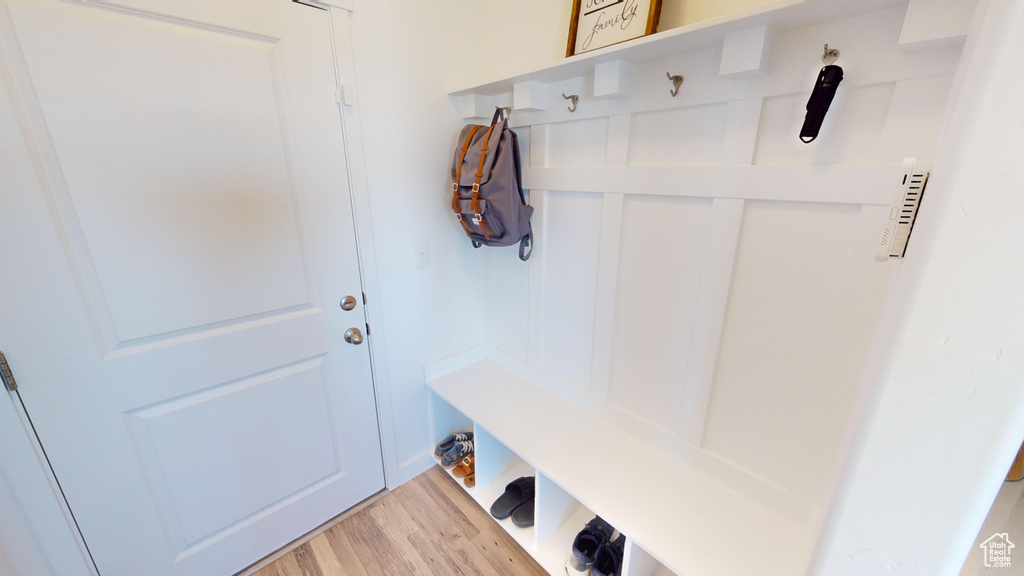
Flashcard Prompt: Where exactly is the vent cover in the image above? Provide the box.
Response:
[877,158,929,260]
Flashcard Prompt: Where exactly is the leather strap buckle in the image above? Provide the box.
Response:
[472,183,480,193]
[452,182,459,192]
[472,213,483,225]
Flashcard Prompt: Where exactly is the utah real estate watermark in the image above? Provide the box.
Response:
[981,533,1015,568]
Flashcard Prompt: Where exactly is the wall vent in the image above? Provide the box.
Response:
[877,158,929,260]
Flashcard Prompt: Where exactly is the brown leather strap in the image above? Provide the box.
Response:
[471,124,497,214]
[453,126,484,212]
[455,126,483,187]
[478,217,494,241]
[456,214,475,238]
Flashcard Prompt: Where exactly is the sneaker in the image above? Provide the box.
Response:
[434,431,473,458]
[440,439,474,468]
[592,534,625,576]
[566,516,614,574]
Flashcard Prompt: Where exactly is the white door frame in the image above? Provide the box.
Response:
[325,4,402,494]
[0,3,400,575]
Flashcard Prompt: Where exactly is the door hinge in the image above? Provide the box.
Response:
[877,158,929,261]
[362,292,367,305]
[365,323,371,336]
[0,351,18,392]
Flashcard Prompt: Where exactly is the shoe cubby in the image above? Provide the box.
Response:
[533,472,600,575]
[428,391,474,490]
[622,541,679,576]
[471,424,537,552]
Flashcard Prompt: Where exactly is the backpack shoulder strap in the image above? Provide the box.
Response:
[453,125,484,192]
[471,123,498,213]
[453,126,484,238]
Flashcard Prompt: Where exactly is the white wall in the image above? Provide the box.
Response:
[811,0,1024,574]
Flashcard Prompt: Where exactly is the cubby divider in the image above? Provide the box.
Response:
[429,391,472,447]
[472,425,537,552]
[623,540,678,576]
[428,392,475,490]
[534,473,599,574]
[472,424,519,491]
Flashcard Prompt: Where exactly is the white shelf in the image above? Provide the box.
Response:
[447,0,906,96]
[427,359,813,576]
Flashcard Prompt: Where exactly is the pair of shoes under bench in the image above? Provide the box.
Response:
[489,476,536,528]
[566,516,623,576]
[440,439,474,468]
[434,431,473,458]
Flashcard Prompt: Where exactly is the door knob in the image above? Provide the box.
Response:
[340,295,357,311]
[344,327,364,345]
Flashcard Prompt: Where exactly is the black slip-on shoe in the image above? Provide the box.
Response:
[511,496,535,528]
[490,476,535,520]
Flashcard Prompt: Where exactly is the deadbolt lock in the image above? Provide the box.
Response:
[340,295,357,311]
[344,327,364,345]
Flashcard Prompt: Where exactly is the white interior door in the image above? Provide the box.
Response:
[0,1,384,575]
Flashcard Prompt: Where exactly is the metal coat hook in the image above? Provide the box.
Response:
[666,72,684,97]
[497,106,512,118]
[562,93,579,113]
[822,43,840,65]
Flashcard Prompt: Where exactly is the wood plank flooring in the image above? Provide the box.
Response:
[252,466,548,576]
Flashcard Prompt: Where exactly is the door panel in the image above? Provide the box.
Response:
[127,357,338,548]
[13,3,311,344]
[0,1,384,575]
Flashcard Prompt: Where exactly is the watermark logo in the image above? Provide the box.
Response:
[981,533,1015,568]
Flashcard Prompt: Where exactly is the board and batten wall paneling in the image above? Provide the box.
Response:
[701,200,897,500]
[755,83,897,165]
[547,117,608,167]
[875,74,955,165]
[607,195,712,431]
[628,104,729,166]
[485,127,536,363]
[539,191,603,390]
[476,4,966,523]
[489,246,530,362]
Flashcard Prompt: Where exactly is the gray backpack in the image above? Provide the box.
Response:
[450,108,533,261]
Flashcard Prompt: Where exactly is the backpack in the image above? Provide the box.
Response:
[450,108,533,261]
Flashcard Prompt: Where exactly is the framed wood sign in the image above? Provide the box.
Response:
[567,0,662,57]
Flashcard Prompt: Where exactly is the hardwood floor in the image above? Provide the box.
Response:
[252,466,549,576]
